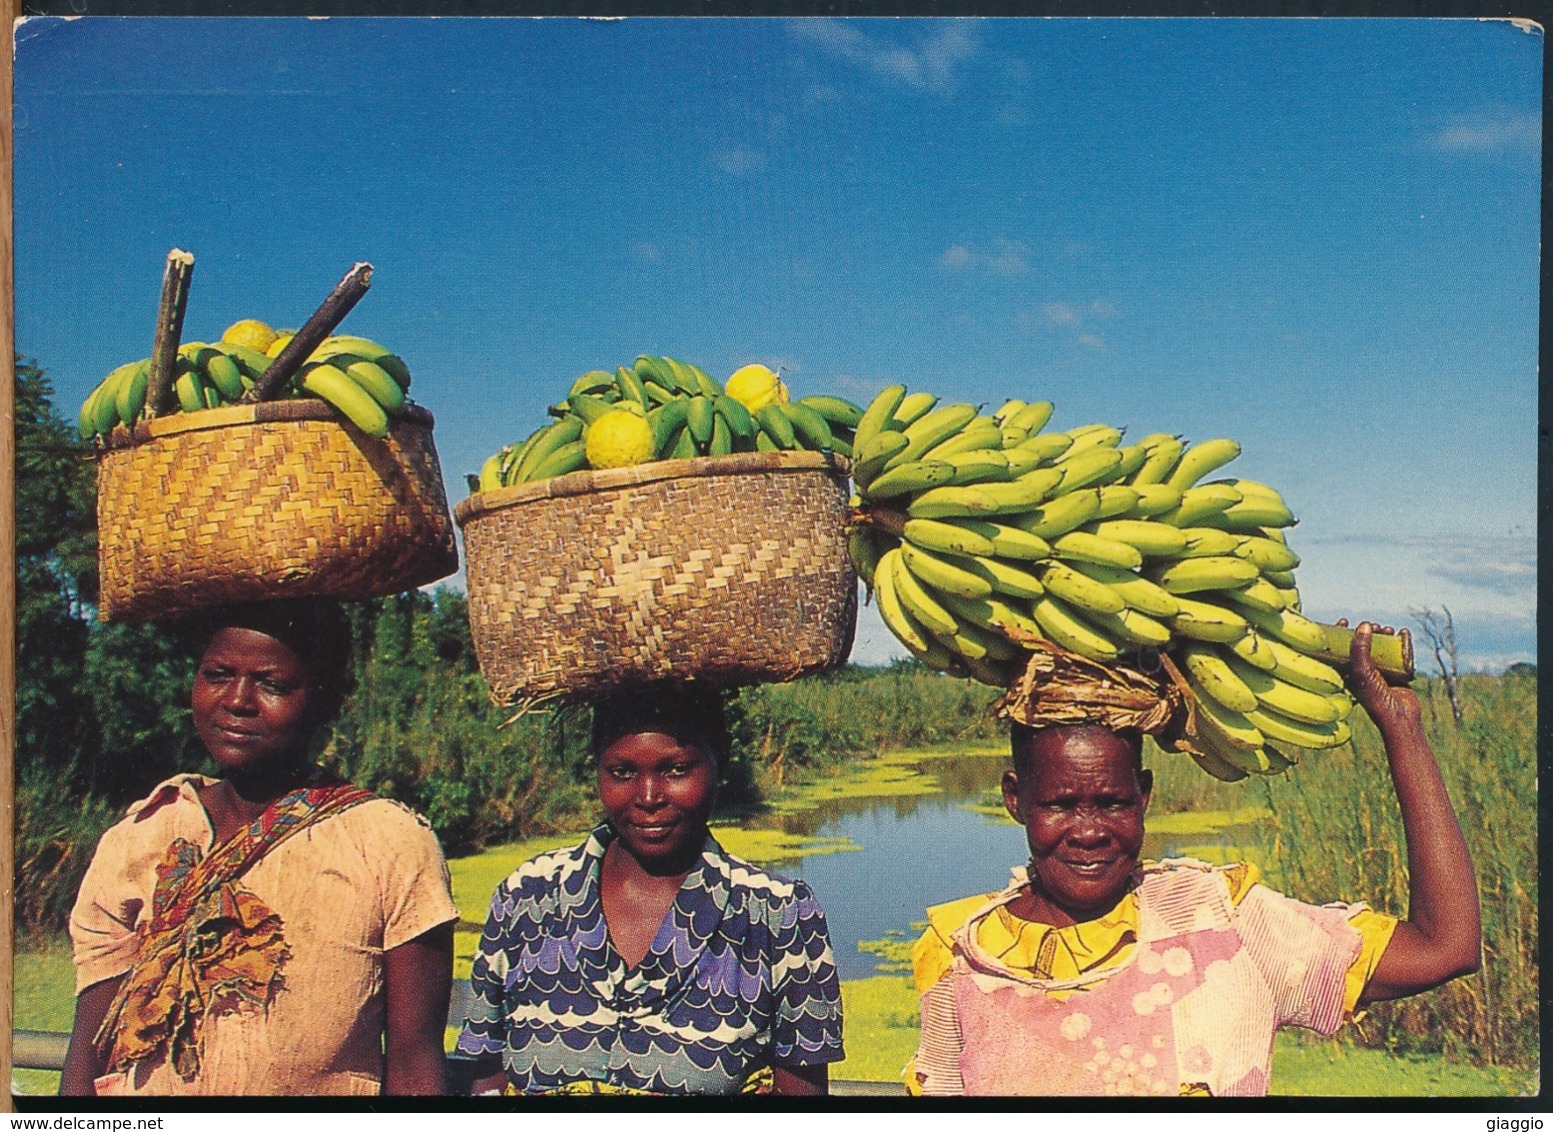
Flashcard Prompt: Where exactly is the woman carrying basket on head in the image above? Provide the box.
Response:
[906,623,1480,1097]
[457,685,845,1096]
[60,599,458,1097]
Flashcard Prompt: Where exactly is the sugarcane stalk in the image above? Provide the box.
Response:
[246,262,373,403]
[144,249,195,418]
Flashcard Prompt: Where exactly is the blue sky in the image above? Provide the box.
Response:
[13,16,1541,671]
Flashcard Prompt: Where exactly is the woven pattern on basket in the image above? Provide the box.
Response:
[97,404,458,621]
[456,453,857,705]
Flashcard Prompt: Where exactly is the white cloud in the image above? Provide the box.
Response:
[1077,333,1106,351]
[631,242,662,263]
[1043,302,1080,328]
[788,18,979,93]
[1427,111,1540,155]
[937,237,1030,276]
[1306,533,1536,600]
[713,146,765,177]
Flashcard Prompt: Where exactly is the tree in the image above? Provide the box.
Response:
[1413,605,1464,725]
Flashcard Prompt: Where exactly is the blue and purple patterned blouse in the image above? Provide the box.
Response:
[456,824,845,1095]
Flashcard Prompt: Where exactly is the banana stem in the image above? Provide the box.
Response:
[144,248,195,419]
[246,262,373,403]
[853,506,907,536]
[1314,620,1415,684]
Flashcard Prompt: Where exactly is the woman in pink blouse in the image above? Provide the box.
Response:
[909,623,1480,1097]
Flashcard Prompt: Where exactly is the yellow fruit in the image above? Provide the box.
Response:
[221,318,278,352]
[725,364,789,413]
[584,409,655,470]
[265,333,295,359]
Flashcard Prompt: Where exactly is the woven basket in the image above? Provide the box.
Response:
[97,401,459,622]
[454,451,857,706]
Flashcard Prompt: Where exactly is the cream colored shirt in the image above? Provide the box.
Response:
[70,774,459,1096]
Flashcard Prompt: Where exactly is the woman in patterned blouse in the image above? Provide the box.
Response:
[458,686,845,1095]
[908,623,1481,1096]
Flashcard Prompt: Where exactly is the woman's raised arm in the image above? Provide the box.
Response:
[1348,622,1481,1004]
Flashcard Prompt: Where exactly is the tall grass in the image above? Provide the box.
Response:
[1241,673,1538,1070]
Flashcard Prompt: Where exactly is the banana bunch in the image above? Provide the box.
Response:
[77,330,413,440]
[471,356,863,492]
[847,384,1384,781]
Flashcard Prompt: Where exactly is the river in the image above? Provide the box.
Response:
[742,749,1261,981]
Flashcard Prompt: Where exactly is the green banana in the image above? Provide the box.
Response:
[114,359,151,426]
[708,411,733,456]
[891,391,941,429]
[939,591,1044,641]
[1085,518,1188,559]
[1164,438,1242,491]
[874,548,935,653]
[1094,485,1142,519]
[528,439,590,481]
[901,543,995,601]
[1169,596,1251,644]
[1063,560,1181,618]
[615,365,650,409]
[867,460,959,500]
[1179,643,1260,714]
[923,418,1004,461]
[1005,400,1055,434]
[754,404,797,450]
[797,394,864,430]
[573,368,621,398]
[297,362,390,437]
[1150,556,1260,594]
[515,417,587,483]
[651,399,691,456]
[173,359,207,416]
[903,517,997,558]
[1051,531,1145,571]
[886,402,980,470]
[780,399,834,450]
[1226,655,1340,725]
[1235,535,1301,573]
[1185,684,1266,752]
[1009,488,1103,539]
[853,384,908,458]
[1158,483,1244,527]
[852,429,911,486]
[1053,445,1124,493]
[1261,636,1345,694]
[202,352,245,403]
[713,394,756,444]
[337,356,406,413]
[889,547,961,636]
[1032,595,1120,662]
[477,451,506,494]
[1037,561,1127,615]
[571,392,621,426]
[686,395,717,448]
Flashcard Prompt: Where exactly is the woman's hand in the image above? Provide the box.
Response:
[1343,620,1424,736]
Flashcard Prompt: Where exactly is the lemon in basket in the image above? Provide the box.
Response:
[585,408,655,470]
[726,364,789,413]
[221,318,279,352]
